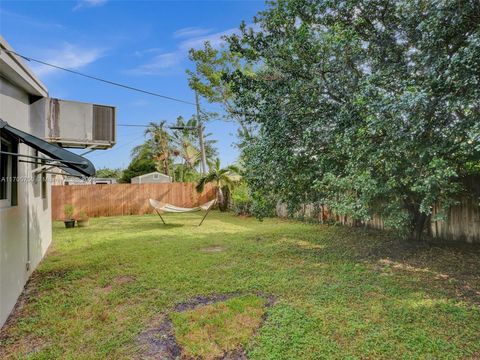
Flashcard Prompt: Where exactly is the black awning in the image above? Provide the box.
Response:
[0,119,95,177]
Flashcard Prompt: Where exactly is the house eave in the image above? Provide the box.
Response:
[0,36,48,98]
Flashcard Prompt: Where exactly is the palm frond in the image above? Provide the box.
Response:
[226,164,241,175]
[196,176,207,193]
[214,158,221,171]
[196,172,217,192]
[220,176,235,189]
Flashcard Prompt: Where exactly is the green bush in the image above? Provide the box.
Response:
[231,182,252,216]
[64,204,74,220]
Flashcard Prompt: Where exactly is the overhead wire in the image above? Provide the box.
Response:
[1,49,242,170]
[1,48,197,106]
[87,132,146,158]
[117,118,227,128]
[2,48,230,129]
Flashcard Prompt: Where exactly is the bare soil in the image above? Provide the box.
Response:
[136,293,275,360]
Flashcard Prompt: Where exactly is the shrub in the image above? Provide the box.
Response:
[64,204,74,220]
[231,182,252,216]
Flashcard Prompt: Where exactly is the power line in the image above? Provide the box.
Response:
[118,124,150,127]
[117,118,226,128]
[87,133,146,158]
[2,49,197,106]
[118,124,198,130]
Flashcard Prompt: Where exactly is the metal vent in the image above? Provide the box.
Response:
[39,98,116,149]
[93,105,115,142]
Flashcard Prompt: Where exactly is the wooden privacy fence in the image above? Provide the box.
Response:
[52,182,215,220]
[276,177,480,243]
[277,197,480,244]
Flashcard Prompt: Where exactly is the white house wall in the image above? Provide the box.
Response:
[0,76,52,328]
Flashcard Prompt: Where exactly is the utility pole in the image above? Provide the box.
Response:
[195,90,208,175]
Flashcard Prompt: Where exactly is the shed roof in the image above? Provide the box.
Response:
[132,171,171,180]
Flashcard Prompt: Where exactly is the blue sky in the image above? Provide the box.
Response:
[0,0,264,169]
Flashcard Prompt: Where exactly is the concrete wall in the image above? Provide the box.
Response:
[0,77,52,327]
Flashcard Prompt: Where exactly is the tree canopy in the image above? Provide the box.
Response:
[189,0,480,240]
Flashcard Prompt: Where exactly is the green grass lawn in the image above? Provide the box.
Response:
[1,212,479,359]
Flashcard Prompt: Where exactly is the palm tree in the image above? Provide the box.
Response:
[170,116,218,179]
[171,117,200,167]
[196,158,240,211]
[144,121,172,176]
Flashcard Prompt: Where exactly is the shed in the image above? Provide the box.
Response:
[131,172,172,184]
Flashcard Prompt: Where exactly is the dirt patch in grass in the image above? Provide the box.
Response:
[200,246,226,253]
[95,284,113,294]
[174,293,241,312]
[113,275,136,285]
[94,275,135,295]
[136,315,181,360]
[137,293,274,360]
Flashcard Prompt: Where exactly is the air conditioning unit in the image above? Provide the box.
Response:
[31,98,116,149]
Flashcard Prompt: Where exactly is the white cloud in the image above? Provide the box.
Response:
[73,0,108,11]
[127,52,181,75]
[0,9,64,29]
[132,48,163,57]
[179,27,239,50]
[31,43,105,77]
[129,25,245,76]
[129,99,150,107]
[173,27,213,39]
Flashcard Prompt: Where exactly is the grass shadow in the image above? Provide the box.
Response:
[153,223,185,229]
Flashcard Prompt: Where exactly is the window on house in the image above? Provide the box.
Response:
[0,140,10,200]
[0,131,18,207]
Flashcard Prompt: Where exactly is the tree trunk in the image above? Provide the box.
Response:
[220,186,231,212]
[217,186,231,212]
[216,186,225,211]
[409,206,429,241]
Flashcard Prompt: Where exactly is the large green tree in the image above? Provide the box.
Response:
[191,0,480,240]
[120,156,156,183]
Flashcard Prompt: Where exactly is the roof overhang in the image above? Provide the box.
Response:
[0,36,48,98]
[0,119,95,177]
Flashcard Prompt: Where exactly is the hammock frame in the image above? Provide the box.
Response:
[149,198,216,226]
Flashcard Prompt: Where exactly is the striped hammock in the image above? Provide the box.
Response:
[148,198,217,226]
[149,198,216,213]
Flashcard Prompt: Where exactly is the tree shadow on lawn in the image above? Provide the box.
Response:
[269,225,480,306]
[85,212,253,232]
[361,234,480,305]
